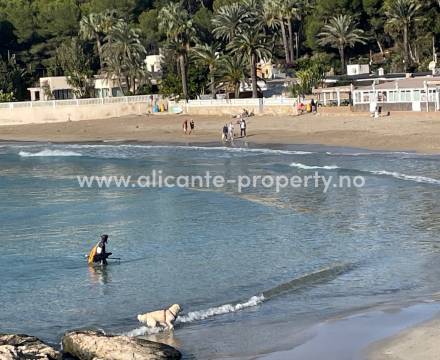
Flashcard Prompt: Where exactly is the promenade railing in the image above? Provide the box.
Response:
[0,95,150,110]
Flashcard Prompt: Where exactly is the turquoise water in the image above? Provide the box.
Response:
[1,142,440,359]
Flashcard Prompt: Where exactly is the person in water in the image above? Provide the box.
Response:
[93,234,112,265]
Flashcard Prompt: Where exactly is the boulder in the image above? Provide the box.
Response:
[62,330,181,360]
[0,334,62,360]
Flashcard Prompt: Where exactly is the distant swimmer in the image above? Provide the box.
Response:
[88,234,112,265]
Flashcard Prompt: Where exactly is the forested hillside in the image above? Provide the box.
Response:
[0,0,439,100]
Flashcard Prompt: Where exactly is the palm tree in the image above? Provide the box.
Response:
[159,3,195,100]
[212,3,248,42]
[191,43,220,99]
[100,9,124,36]
[79,10,123,71]
[263,0,290,64]
[228,31,271,98]
[79,13,104,69]
[282,0,301,62]
[385,0,422,72]
[318,15,367,74]
[216,54,249,98]
[102,22,147,94]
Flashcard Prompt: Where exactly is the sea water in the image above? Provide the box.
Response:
[1,142,440,359]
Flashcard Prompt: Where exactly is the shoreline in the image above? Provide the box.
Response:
[1,113,440,153]
[367,313,440,360]
[256,300,440,360]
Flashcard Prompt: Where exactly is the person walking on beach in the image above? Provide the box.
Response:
[189,119,195,135]
[311,98,317,113]
[88,234,112,265]
[228,121,235,141]
[183,119,188,135]
[222,124,229,142]
[240,118,247,137]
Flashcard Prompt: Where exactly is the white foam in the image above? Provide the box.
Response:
[177,295,264,324]
[123,295,264,337]
[125,326,164,337]
[66,144,313,155]
[19,149,82,157]
[370,170,440,185]
[290,162,339,170]
[325,151,415,157]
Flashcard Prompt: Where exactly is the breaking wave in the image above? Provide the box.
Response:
[288,160,440,186]
[177,295,264,324]
[290,162,340,170]
[18,149,82,157]
[124,263,354,336]
[369,170,440,185]
[65,144,314,155]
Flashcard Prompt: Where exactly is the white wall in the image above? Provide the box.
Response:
[347,64,370,76]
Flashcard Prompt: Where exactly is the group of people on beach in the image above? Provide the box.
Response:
[182,119,195,135]
[297,99,318,115]
[222,117,246,143]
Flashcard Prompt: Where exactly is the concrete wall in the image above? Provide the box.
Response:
[183,105,297,115]
[0,101,148,125]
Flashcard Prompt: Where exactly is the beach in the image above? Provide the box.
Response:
[367,314,440,360]
[1,112,440,153]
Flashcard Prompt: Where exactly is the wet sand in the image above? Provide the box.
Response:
[1,112,440,153]
[367,313,440,360]
[257,302,440,360]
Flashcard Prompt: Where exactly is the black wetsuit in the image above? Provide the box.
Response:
[94,240,111,265]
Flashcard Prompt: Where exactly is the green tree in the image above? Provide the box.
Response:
[79,13,104,70]
[159,3,195,100]
[318,14,367,74]
[80,0,136,17]
[56,37,93,98]
[363,0,388,55]
[263,0,290,63]
[228,31,271,98]
[193,7,214,44]
[138,9,161,53]
[102,21,148,95]
[212,3,248,42]
[191,43,220,98]
[216,54,249,98]
[1,0,35,44]
[385,0,422,71]
[0,55,28,100]
[290,61,326,97]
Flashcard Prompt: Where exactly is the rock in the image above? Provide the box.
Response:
[62,330,181,360]
[0,334,62,360]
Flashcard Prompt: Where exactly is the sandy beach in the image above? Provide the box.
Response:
[368,315,440,360]
[2,112,440,153]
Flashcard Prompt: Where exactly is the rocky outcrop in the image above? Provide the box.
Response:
[0,334,62,360]
[62,330,181,360]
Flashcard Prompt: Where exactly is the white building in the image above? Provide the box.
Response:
[28,76,126,101]
[144,54,162,73]
[94,77,124,98]
[28,77,74,101]
[352,76,440,112]
[347,64,370,76]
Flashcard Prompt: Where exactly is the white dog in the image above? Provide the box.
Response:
[137,304,182,330]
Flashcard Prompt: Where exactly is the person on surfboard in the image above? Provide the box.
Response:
[88,235,112,265]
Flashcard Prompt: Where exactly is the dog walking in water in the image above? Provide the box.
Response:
[137,304,182,330]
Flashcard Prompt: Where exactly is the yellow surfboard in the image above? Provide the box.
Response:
[87,244,98,265]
